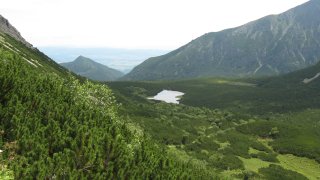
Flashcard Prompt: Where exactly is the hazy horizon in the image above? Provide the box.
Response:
[39,46,169,72]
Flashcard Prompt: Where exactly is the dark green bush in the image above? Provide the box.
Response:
[259,164,307,180]
[210,155,244,170]
[253,152,279,162]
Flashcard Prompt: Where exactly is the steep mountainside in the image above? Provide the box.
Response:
[0,14,33,48]
[61,56,124,81]
[0,15,214,179]
[123,0,320,80]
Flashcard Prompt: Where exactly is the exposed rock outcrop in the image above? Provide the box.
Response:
[0,14,33,48]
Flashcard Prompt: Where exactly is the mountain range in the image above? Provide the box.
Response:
[61,56,124,81]
[1,1,320,178]
[122,0,320,80]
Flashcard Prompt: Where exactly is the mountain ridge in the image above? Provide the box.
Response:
[0,14,33,48]
[122,0,320,81]
[61,56,124,81]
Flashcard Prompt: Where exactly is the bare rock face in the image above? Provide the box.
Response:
[0,14,33,48]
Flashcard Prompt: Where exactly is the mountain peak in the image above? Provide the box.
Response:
[77,55,87,59]
[75,55,92,62]
[61,56,124,81]
[0,14,33,48]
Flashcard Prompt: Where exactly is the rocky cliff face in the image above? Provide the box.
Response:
[123,0,320,81]
[0,14,33,48]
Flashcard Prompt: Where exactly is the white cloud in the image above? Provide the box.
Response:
[0,0,309,49]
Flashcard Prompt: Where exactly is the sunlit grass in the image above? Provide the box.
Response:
[249,147,262,154]
[238,156,271,173]
[278,154,320,180]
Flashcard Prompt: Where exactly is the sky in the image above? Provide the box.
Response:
[0,0,309,50]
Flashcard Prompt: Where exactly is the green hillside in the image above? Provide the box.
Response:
[0,27,216,179]
[61,56,124,81]
[123,0,320,81]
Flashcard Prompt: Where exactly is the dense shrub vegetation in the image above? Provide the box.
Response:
[237,114,320,163]
[108,73,320,179]
[0,38,216,179]
[1,33,320,179]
